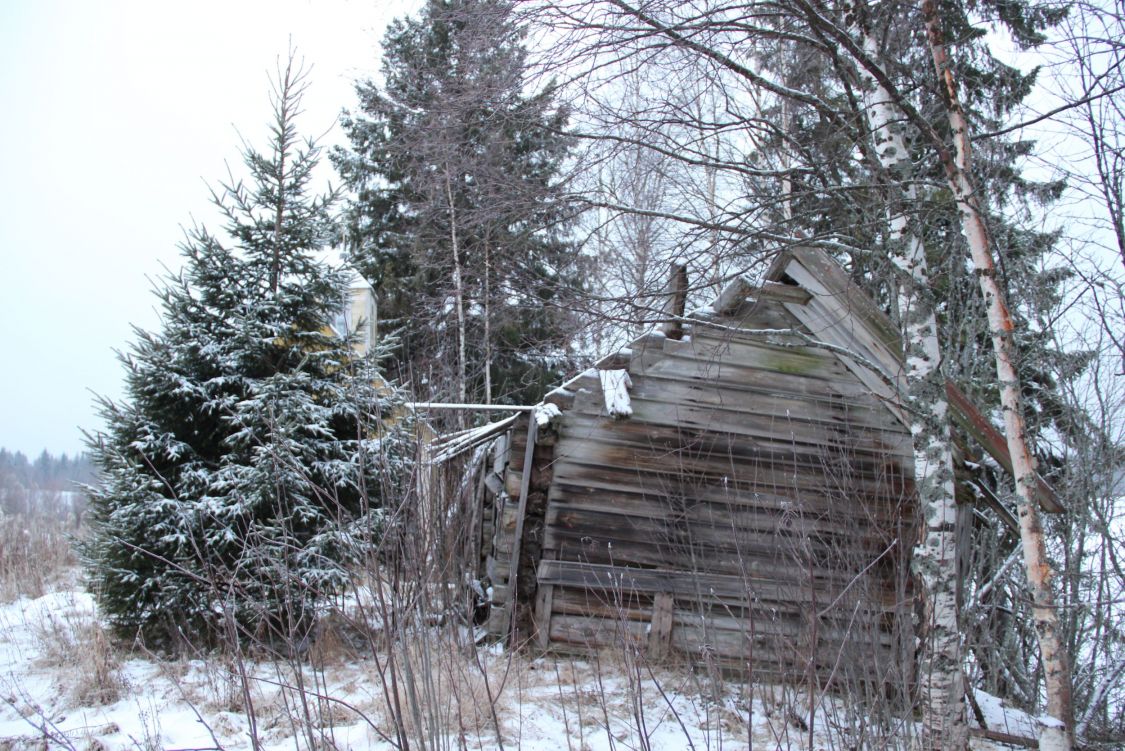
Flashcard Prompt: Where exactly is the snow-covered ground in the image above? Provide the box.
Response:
[0,582,1040,750]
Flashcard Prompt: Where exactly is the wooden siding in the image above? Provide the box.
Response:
[481,292,916,686]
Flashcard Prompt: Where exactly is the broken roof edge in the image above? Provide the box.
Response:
[765,246,1064,514]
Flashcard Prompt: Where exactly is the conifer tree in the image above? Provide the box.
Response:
[83,58,412,648]
[334,0,580,409]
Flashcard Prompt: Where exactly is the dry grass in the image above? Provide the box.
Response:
[0,514,78,603]
[31,600,126,706]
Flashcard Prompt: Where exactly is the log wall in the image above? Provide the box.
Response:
[485,252,918,690]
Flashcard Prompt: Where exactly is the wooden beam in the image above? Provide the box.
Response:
[968,728,1037,749]
[945,380,1064,514]
[754,280,813,306]
[506,416,539,644]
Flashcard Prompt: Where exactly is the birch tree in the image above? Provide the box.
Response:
[914,3,1074,746]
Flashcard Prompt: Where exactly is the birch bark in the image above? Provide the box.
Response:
[445,173,469,410]
[919,2,1074,747]
[845,4,967,746]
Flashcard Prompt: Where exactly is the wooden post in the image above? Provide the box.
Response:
[648,592,675,659]
[507,415,539,644]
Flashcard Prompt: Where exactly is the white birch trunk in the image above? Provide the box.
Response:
[445,175,468,410]
[919,2,1074,748]
[846,6,967,745]
[484,240,492,405]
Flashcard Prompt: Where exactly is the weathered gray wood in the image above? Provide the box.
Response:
[782,298,908,427]
[648,592,674,658]
[473,247,919,680]
[537,560,898,612]
[755,280,813,306]
[661,262,689,340]
[945,379,1063,513]
[559,400,912,461]
[714,276,756,314]
[534,552,556,651]
[784,247,902,352]
[506,416,539,642]
[595,349,633,371]
[550,439,910,498]
[545,481,907,529]
[784,260,905,372]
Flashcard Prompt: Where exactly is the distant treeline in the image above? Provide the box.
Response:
[0,448,94,516]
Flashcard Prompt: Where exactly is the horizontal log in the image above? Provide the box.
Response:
[546,479,910,528]
[550,440,912,499]
[968,729,1037,749]
[623,370,910,436]
[558,407,910,471]
[545,504,897,566]
[538,560,899,613]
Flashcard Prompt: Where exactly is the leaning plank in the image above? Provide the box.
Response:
[505,416,539,642]
[785,247,902,352]
[945,380,1063,513]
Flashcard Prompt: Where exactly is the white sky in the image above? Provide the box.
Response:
[0,0,419,457]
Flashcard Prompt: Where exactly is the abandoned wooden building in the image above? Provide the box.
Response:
[434,246,1061,687]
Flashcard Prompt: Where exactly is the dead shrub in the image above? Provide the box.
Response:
[307,609,376,665]
[378,630,510,744]
[32,604,125,706]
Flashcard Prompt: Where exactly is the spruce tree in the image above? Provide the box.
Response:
[334,0,580,409]
[83,59,412,648]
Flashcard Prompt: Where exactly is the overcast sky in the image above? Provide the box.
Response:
[0,0,420,456]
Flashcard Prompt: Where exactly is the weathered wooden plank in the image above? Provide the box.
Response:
[543,534,904,595]
[783,247,902,352]
[713,276,755,314]
[537,560,899,611]
[546,480,909,529]
[595,349,633,371]
[630,342,895,410]
[662,334,846,380]
[546,615,899,684]
[546,587,901,642]
[544,501,900,557]
[545,476,908,539]
[548,613,648,649]
[550,438,911,498]
[668,624,897,677]
[783,299,908,427]
[784,261,905,373]
[560,401,912,463]
[648,592,675,658]
[534,582,555,650]
[623,370,911,436]
[559,404,911,468]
